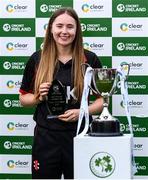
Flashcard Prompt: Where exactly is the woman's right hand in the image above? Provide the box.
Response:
[19,82,51,107]
[39,82,51,101]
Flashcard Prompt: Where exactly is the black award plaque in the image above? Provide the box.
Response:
[46,80,66,120]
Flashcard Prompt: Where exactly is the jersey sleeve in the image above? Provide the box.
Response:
[91,53,102,69]
[84,49,102,69]
[19,51,39,94]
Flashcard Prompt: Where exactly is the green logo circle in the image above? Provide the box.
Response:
[90,152,115,178]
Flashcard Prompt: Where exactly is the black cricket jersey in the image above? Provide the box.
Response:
[20,49,102,131]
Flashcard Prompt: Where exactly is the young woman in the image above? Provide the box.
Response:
[19,7,103,179]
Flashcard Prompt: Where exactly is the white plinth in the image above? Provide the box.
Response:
[74,134,132,179]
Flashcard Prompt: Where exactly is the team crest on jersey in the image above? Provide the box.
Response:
[33,160,40,171]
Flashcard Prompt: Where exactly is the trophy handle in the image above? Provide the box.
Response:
[81,63,91,78]
[110,63,130,95]
[109,71,118,95]
[91,70,101,95]
[81,63,99,95]
[120,63,130,80]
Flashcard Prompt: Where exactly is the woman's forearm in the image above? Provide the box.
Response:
[19,93,40,107]
[88,97,103,115]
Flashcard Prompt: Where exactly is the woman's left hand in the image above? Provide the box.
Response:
[58,109,80,122]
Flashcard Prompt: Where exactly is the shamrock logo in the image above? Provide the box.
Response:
[90,152,115,178]
[95,155,112,173]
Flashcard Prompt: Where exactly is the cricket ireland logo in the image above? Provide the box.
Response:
[89,152,115,178]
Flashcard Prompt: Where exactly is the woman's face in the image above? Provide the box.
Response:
[51,13,77,48]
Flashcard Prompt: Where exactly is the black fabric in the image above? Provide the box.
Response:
[32,125,75,179]
[20,51,40,93]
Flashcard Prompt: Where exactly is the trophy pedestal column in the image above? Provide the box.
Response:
[74,134,132,179]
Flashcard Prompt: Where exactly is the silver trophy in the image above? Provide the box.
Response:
[82,63,130,136]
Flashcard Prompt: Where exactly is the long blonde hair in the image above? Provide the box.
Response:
[34,7,84,101]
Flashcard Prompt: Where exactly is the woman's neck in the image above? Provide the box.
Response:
[57,46,72,63]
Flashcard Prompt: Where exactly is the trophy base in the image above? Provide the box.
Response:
[89,120,123,137]
[47,115,58,120]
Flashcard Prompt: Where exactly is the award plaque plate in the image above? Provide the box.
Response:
[46,80,66,120]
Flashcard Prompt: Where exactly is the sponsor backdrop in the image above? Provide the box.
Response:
[0,0,148,179]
